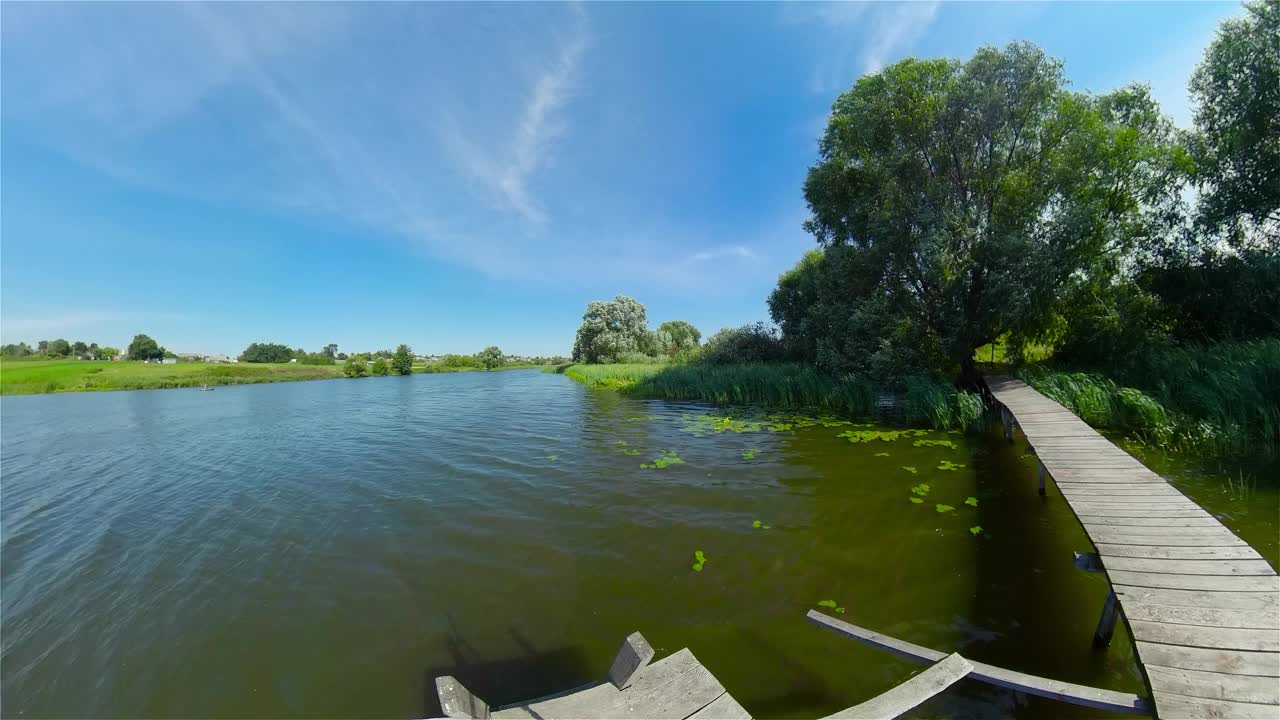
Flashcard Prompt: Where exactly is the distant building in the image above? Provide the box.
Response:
[204,354,233,364]
[161,357,177,365]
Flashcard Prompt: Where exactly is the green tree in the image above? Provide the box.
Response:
[477,345,504,370]
[127,334,165,361]
[239,342,294,363]
[47,339,71,357]
[1187,0,1279,244]
[37,340,48,354]
[800,42,1183,381]
[323,343,339,358]
[370,357,390,376]
[100,346,119,361]
[343,356,369,377]
[391,344,414,375]
[71,341,88,356]
[655,321,702,357]
[572,295,651,363]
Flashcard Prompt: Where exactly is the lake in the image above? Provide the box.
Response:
[2,370,1274,718]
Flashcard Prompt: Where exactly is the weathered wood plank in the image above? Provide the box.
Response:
[1070,507,1214,519]
[1145,664,1280,705]
[1115,585,1279,612]
[1136,641,1280,676]
[1100,557,1276,576]
[1082,516,1222,528]
[1108,570,1279,591]
[1084,525,1246,538]
[805,611,1150,715]
[1089,533,1247,547]
[821,653,972,720]
[1129,620,1280,652]
[1061,495,1200,505]
[1152,690,1280,719]
[1098,544,1263,560]
[1124,602,1280,630]
[1059,485,1182,495]
[686,692,750,719]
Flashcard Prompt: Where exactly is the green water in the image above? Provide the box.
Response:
[3,370,1273,718]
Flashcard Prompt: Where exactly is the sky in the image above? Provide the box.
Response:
[1,1,1242,357]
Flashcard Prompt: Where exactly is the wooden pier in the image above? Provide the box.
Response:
[987,376,1280,719]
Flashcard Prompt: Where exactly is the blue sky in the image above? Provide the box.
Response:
[1,1,1240,357]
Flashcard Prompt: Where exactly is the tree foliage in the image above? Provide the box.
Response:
[655,321,702,358]
[239,342,294,363]
[391,344,415,375]
[572,295,651,363]
[1187,0,1279,244]
[798,42,1185,379]
[370,358,390,376]
[343,356,368,377]
[127,334,165,361]
[477,346,504,370]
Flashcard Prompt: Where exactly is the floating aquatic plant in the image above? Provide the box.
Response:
[913,439,958,449]
[816,599,846,613]
[642,449,685,469]
[752,520,772,529]
[909,497,924,504]
[937,460,966,471]
[692,549,707,572]
[969,525,984,536]
[936,504,955,513]
[964,497,978,507]
[910,483,931,496]
[741,448,760,460]
[546,455,558,461]
[902,466,918,474]
[875,452,891,457]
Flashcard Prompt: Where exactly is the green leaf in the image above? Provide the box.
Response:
[964,496,978,506]
[875,452,890,457]
[936,504,955,513]
[752,520,762,528]
[902,466,918,474]
[909,497,924,504]
[817,599,838,609]
[969,525,984,536]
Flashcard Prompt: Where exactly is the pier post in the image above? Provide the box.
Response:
[1093,590,1120,649]
[1002,407,1013,441]
[1037,460,1046,496]
[608,631,655,689]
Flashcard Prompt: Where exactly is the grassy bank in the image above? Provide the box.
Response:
[414,363,547,374]
[553,363,983,429]
[1015,339,1280,455]
[0,360,342,395]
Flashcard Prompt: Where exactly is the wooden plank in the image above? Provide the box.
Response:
[1070,504,1208,515]
[804,611,1150,715]
[1082,516,1222,528]
[1145,664,1280,705]
[686,692,750,719]
[1124,602,1280,630]
[1059,484,1181,495]
[1100,557,1276,576]
[821,653,972,720]
[501,649,726,720]
[1098,544,1263,560]
[1084,525,1245,538]
[1089,533,1246,547]
[1129,620,1280,652]
[1152,690,1280,719]
[1115,585,1279,612]
[1135,642,1280,676]
[1108,570,1279,591]
[1060,494,1190,504]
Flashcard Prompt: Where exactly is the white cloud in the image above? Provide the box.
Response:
[1,311,188,339]
[689,246,757,263]
[790,1,942,93]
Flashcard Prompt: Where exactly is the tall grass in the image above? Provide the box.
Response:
[556,363,983,429]
[1016,339,1280,456]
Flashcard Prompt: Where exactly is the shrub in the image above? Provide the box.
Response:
[343,357,368,378]
[371,358,389,376]
[699,323,787,365]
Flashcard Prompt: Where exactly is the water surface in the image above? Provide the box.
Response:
[2,370,1270,718]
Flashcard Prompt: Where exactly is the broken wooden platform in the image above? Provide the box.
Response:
[987,375,1280,720]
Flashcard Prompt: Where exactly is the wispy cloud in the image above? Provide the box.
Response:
[1,311,188,339]
[689,245,757,263]
[788,1,942,94]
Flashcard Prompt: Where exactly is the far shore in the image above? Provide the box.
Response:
[0,359,547,396]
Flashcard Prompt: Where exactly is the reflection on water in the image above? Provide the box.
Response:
[5,370,1262,718]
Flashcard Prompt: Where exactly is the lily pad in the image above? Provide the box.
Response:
[969,525,984,536]
[546,455,558,461]
[913,439,958,449]
[817,599,838,609]
[964,496,978,507]
[875,452,891,457]
[742,448,760,460]
[694,550,706,563]
[910,483,931,496]
[902,466,918,474]
[752,520,762,528]
[936,504,955,513]
[692,562,704,572]
[836,607,846,614]
[909,497,924,504]
[937,460,966,471]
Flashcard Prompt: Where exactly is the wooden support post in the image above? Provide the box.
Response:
[1073,551,1105,573]
[436,676,491,719]
[1037,460,1047,496]
[1002,407,1013,441]
[1093,590,1120,649]
[608,631,655,689]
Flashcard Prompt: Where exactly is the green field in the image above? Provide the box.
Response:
[0,360,343,395]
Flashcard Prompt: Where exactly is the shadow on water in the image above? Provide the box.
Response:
[421,621,594,717]
[960,415,1147,718]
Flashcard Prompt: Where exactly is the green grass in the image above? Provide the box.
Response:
[1016,339,1280,455]
[555,363,983,429]
[0,359,343,395]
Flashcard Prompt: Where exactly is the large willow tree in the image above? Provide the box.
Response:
[799,42,1185,380]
